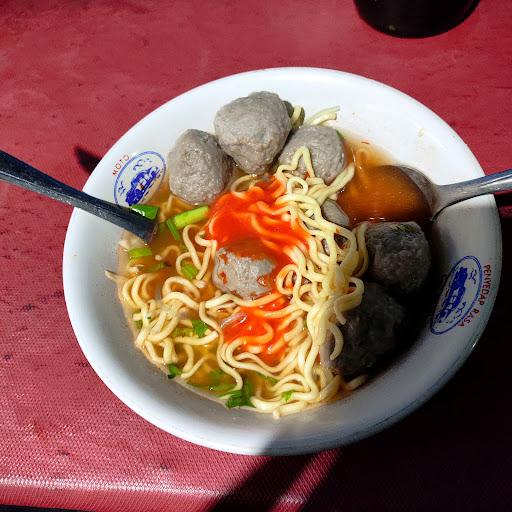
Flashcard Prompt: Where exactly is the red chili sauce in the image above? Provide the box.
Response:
[207,177,309,364]
[207,141,430,364]
[222,296,291,366]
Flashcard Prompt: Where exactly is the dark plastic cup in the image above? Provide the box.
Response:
[354,0,479,38]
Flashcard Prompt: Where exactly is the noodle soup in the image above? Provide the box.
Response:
[109,96,432,419]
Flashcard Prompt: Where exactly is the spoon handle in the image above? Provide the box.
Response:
[0,150,156,242]
[437,168,512,211]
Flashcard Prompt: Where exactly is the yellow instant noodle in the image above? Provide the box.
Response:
[112,141,368,419]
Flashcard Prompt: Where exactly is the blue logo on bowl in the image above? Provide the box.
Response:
[114,151,166,206]
[431,256,483,335]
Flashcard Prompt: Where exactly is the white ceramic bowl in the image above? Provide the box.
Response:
[63,68,501,455]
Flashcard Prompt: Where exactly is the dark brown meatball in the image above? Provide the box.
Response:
[320,282,405,378]
[365,221,431,296]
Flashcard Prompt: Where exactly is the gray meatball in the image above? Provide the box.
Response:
[168,129,231,205]
[214,91,291,175]
[321,200,349,254]
[212,243,276,300]
[365,221,430,296]
[278,125,345,184]
[320,282,405,378]
[321,199,349,228]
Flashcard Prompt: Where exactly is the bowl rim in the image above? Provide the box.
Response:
[63,67,502,455]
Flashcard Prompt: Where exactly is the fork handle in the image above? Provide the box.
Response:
[0,150,156,241]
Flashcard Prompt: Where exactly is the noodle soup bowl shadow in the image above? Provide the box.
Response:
[63,68,501,455]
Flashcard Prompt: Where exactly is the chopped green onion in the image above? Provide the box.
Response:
[191,319,208,337]
[129,204,159,220]
[134,319,143,329]
[146,262,166,273]
[172,327,194,338]
[208,368,225,386]
[257,372,278,385]
[165,218,181,241]
[211,383,235,394]
[181,263,198,280]
[128,246,152,259]
[224,380,254,408]
[208,369,234,393]
[282,390,293,402]
[167,364,182,379]
[173,206,209,229]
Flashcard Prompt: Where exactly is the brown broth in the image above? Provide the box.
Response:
[118,182,221,387]
[119,183,216,303]
[338,137,430,227]
[117,134,431,403]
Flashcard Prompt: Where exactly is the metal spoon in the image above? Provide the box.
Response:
[0,150,157,242]
[378,165,512,219]
[2,149,510,236]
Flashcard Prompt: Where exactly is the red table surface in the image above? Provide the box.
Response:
[1,1,511,511]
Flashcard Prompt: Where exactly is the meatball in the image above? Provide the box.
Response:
[168,129,231,205]
[214,91,291,175]
[278,125,345,184]
[320,282,405,378]
[321,199,349,228]
[365,221,430,296]
[320,200,349,254]
[212,242,276,300]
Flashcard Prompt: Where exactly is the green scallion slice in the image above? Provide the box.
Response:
[211,383,235,394]
[172,206,209,230]
[208,368,224,386]
[167,364,182,379]
[128,246,152,259]
[191,319,208,337]
[129,204,159,220]
[146,262,165,273]
[282,390,293,402]
[257,372,278,385]
[181,263,198,280]
[172,327,194,338]
[165,218,181,241]
[224,380,254,408]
